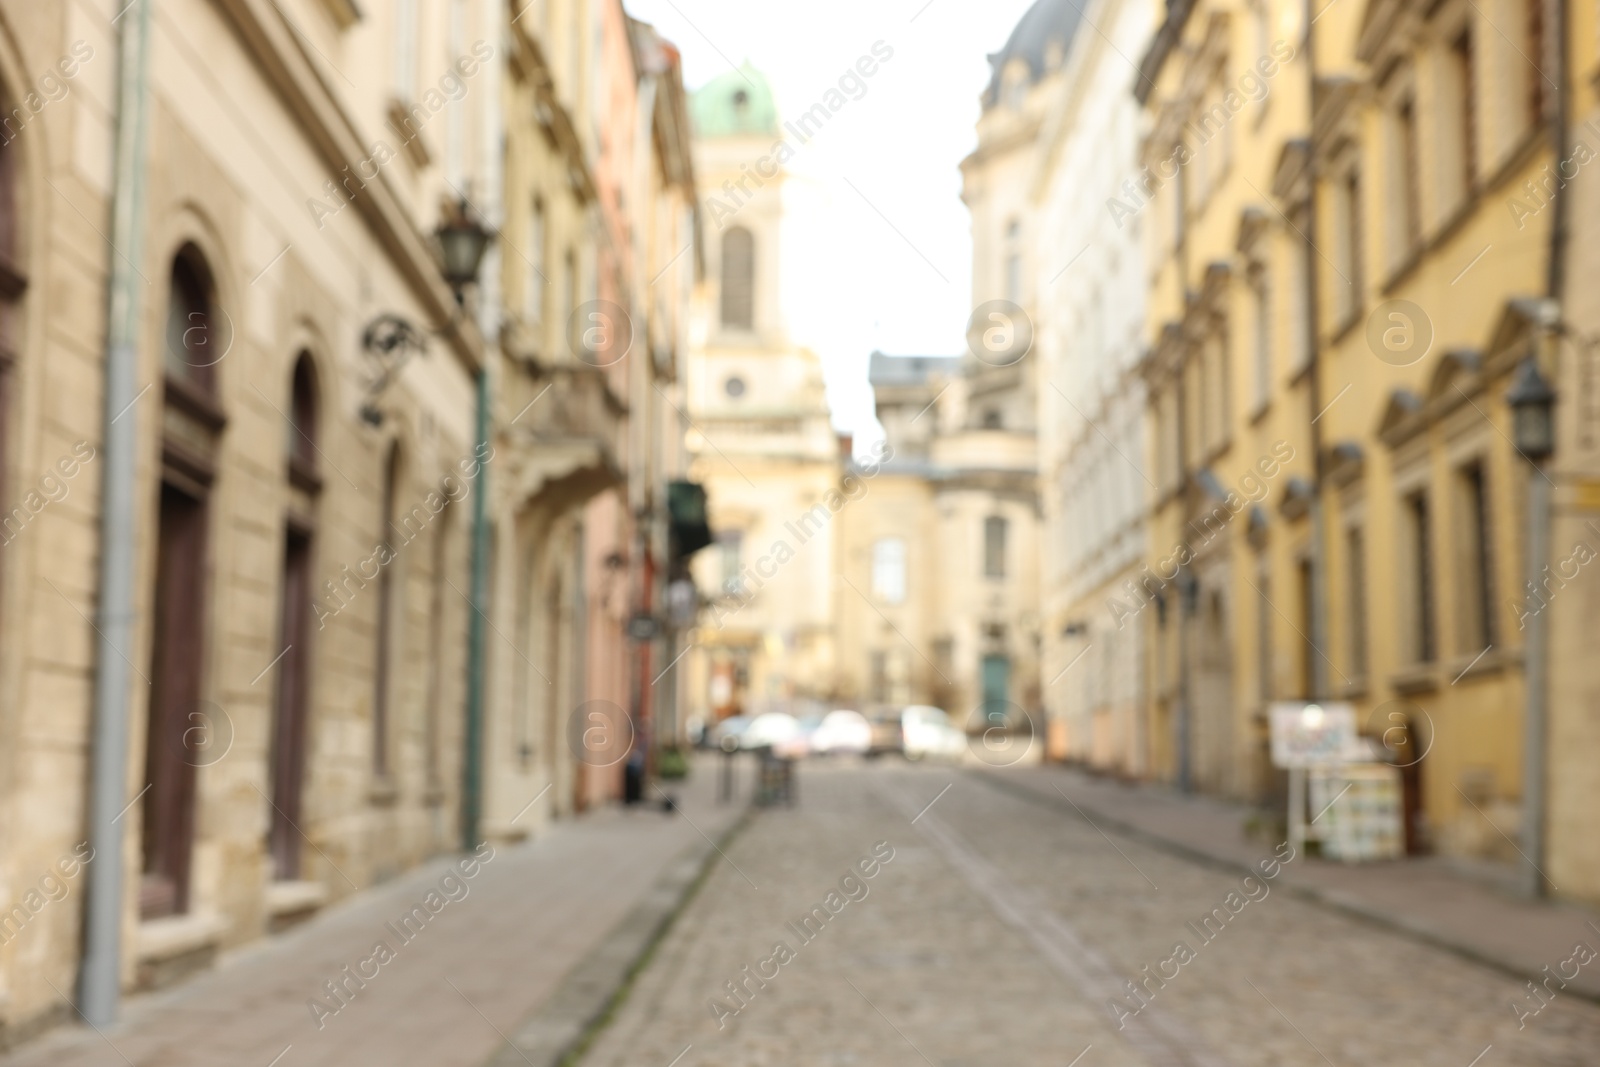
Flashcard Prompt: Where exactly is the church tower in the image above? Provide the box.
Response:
[683,66,841,725]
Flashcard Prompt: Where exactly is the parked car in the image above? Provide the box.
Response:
[901,705,966,762]
[809,710,872,756]
[710,715,751,752]
[865,707,904,757]
[742,711,800,750]
[775,714,824,759]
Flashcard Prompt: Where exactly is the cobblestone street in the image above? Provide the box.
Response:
[579,762,1600,1067]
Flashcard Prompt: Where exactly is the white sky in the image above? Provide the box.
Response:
[624,0,1040,440]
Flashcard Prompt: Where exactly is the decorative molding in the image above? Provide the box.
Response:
[316,0,362,30]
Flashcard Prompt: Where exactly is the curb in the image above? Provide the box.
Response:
[969,767,1600,1006]
[483,804,755,1067]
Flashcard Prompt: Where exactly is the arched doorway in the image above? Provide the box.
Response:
[142,244,226,918]
[270,353,320,879]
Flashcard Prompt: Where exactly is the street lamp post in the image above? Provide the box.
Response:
[428,196,497,853]
[1508,354,1555,898]
[436,197,495,301]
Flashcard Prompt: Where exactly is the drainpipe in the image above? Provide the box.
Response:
[1304,0,1329,704]
[81,0,154,1026]
[462,365,489,851]
[1520,0,1569,898]
[1547,0,1569,302]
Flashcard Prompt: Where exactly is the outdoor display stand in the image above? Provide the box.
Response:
[755,748,796,808]
[1310,763,1404,861]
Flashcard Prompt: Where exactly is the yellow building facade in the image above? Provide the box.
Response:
[1133,0,1591,895]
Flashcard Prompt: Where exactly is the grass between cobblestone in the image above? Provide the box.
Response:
[556,807,757,1067]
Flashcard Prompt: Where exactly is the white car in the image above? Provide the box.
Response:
[741,712,800,750]
[901,706,966,762]
[810,710,872,755]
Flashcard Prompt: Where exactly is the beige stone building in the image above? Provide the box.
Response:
[1134,0,1316,799]
[833,352,1041,730]
[0,0,491,1035]
[833,355,960,713]
[483,2,699,829]
[1024,0,1159,771]
[0,0,698,1042]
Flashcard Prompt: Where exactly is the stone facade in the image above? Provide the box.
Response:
[0,0,698,1044]
[1028,0,1159,771]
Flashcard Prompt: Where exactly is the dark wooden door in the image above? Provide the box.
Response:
[141,482,208,919]
[270,525,313,879]
[1395,716,1427,855]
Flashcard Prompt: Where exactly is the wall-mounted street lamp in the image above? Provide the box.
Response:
[435,195,495,303]
[359,196,495,425]
[1508,356,1556,460]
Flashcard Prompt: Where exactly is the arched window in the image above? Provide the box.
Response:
[165,245,221,392]
[288,352,318,474]
[271,353,320,879]
[720,227,754,330]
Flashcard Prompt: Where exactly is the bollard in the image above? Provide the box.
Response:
[719,734,738,803]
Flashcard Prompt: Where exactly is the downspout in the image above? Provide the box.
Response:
[81,0,154,1026]
[1547,0,1569,300]
[1521,0,1569,899]
[1303,0,1329,702]
[461,0,505,852]
[462,364,489,850]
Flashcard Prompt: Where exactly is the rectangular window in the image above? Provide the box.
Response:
[1171,142,1187,249]
[1258,570,1273,704]
[393,0,417,101]
[872,538,907,604]
[1407,492,1436,662]
[1253,273,1272,411]
[1458,462,1495,650]
[870,650,888,704]
[984,516,1008,579]
[1397,96,1421,253]
[564,248,577,327]
[1445,31,1476,205]
[1527,0,1546,129]
[1298,559,1316,699]
[717,530,744,594]
[525,199,546,328]
[1347,526,1367,677]
[1336,168,1363,325]
[1287,224,1311,372]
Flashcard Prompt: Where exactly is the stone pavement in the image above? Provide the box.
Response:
[574,761,1600,1067]
[985,763,1600,1001]
[0,760,742,1067]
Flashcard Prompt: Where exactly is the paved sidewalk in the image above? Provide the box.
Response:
[0,761,742,1067]
[983,763,1600,999]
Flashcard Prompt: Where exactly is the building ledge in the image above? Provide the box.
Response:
[1447,645,1520,684]
[1390,662,1438,695]
[136,913,227,991]
[265,880,329,933]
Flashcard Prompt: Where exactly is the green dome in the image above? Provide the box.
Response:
[690,65,779,138]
